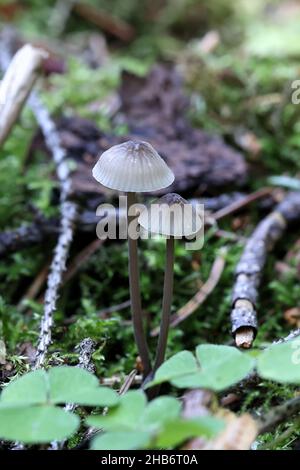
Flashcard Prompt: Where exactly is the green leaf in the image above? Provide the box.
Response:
[0,366,119,408]
[91,431,152,450]
[87,390,147,431]
[0,405,79,443]
[257,339,300,384]
[141,396,181,430]
[156,417,224,448]
[172,345,255,390]
[147,351,198,387]
[0,370,48,405]
[48,366,119,407]
[148,345,254,391]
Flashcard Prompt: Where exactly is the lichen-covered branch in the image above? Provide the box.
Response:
[34,201,76,368]
[231,192,300,348]
[0,32,78,367]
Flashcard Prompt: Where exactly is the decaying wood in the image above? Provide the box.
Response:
[53,65,247,199]
[231,192,300,348]
[258,395,300,434]
[0,44,47,146]
[151,248,226,336]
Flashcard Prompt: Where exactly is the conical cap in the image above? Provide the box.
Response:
[92,140,174,192]
[138,193,202,237]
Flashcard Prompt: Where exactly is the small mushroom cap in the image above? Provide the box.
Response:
[92,140,174,192]
[138,193,202,237]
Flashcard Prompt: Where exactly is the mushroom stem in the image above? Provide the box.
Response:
[127,192,151,376]
[153,235,175,372]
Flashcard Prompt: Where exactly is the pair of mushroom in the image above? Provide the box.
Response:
[93,141,201,379]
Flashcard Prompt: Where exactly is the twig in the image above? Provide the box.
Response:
[151,248,226,336]
[119,370,138,395]
[257,395,300,434]
[73,2,135,42]
[231,192,300,348]
[98,300,131,318]
[28,92,77,368]
[0,42,47,145]
[274,328,300,344]
[18,262,50,308]
[62,239,104,284]
[213,187,273,221]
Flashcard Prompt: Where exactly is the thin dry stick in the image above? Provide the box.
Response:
[151,248,226,337]
[62,238,104,284]
[213,187,273,221]
[18,262,50,308]
[73,2,135,41]
[231,192,300,349]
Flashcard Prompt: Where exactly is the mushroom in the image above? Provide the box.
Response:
[138,193,202,373]
[93,140,174,376]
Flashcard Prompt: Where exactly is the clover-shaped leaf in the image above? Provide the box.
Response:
[91,431,152,451]
[0,404,79,443]
[148,345,255,391]
[0,369,48,405]
[147,351,198,387]
[87,391,224,450]
[1,366,119,407]
[0,366,119,444]
[48,366,118,406]
[156,416,224,448]
[87,390,147,431]
[257,338,300,384]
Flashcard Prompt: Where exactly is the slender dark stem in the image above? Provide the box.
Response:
[153,236,175,372]
[127,192,151,376]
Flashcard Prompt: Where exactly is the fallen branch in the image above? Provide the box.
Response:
[151,248,226,336]
[0,42,47,145]
[231,192,300,348]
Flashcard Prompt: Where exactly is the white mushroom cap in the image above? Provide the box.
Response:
[92,140,174,192]
[138,193,202,238]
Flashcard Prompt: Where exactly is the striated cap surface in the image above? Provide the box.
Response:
[138,193,202,237]
[92,140,174,192]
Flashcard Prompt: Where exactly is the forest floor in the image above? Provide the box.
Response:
[1,0,300,450]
